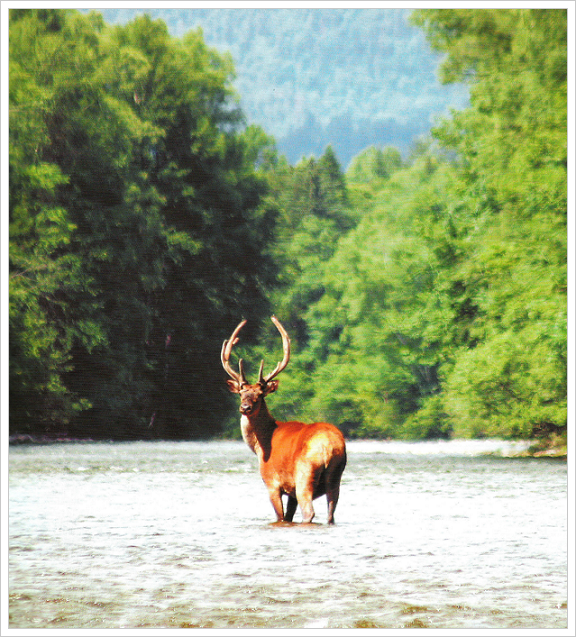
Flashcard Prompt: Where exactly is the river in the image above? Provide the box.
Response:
[8,439,568,629]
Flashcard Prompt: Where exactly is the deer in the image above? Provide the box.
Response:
[221,316,346,524]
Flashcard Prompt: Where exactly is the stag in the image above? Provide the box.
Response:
[222,316,346,524]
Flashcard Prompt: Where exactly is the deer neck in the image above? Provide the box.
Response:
[240,399,276,460]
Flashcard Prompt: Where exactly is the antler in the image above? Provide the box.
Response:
[222,316,291,386]
[259,316,291,384]
[221,319,247,384]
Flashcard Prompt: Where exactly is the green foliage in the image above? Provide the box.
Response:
[9,9,275,439]
[9,9,566,444]
[346,146,403,183]
[262,9,567,443]
[265,146,355,337]
[411,8,567,440]
[288,155,460,437]
[9,10,103,432]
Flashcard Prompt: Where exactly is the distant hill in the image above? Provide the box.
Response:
[97,7,469,167]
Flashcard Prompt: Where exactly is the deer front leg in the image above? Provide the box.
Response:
[267,487,284,521]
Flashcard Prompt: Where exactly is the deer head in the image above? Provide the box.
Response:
[221,316,291,417]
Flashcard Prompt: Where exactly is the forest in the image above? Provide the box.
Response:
[96,7,470,165]
[9,9,567,448]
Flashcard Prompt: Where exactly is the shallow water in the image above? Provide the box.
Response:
[9,439,567,629]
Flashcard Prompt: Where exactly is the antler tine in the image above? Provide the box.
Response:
[263,316,291,383]
[257,359,266,385]
[221,339,240,382]
[238,358,248,384]
[221,319,247,383]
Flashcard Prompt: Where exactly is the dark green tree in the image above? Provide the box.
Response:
[346,145,403,183]
[9,10,277,439]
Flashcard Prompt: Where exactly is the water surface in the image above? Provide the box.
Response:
[9,439,567,629]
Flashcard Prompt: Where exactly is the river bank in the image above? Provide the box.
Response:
[525,434,567,459]
[8,433,567,459]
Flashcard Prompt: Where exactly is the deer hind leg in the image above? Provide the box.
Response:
[326,483,340,524]
[296,489,315,523]
[295,466,317,524]
[325,458,346,524]
[284,495,298,522]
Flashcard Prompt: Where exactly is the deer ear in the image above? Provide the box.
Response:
[226,380,241,393]
[264,380,279,395]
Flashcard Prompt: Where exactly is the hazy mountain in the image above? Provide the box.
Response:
[96,7,469,167]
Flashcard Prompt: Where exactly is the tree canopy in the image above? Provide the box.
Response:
[9,9,277,439]
[9,9,567,447]
[254,8,567,444]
